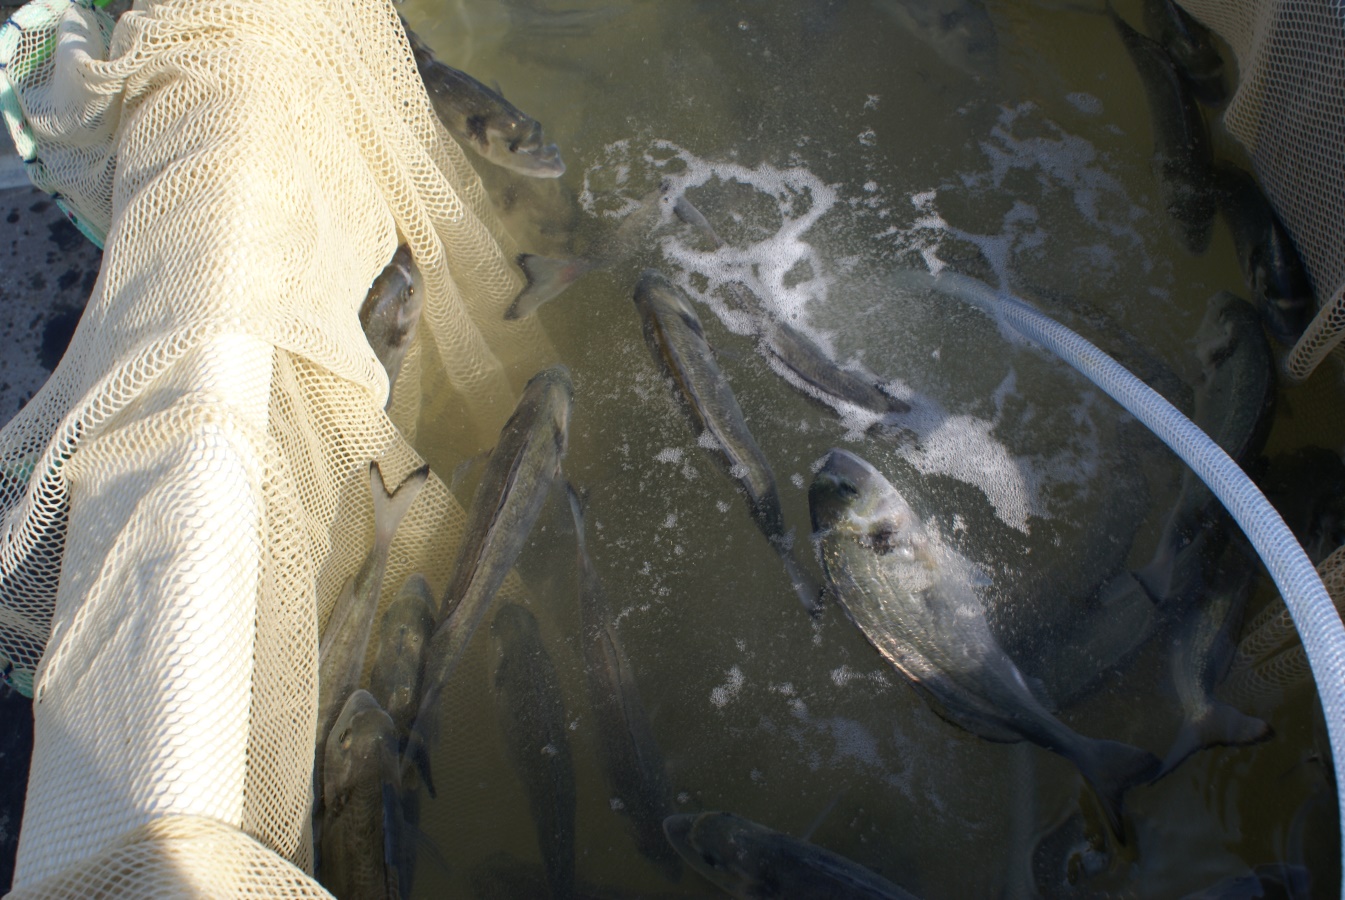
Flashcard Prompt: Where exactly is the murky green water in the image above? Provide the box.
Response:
[397,1,1344,896]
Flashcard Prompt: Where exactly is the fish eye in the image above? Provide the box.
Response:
[837,479,860,500]
[338,727,352,745]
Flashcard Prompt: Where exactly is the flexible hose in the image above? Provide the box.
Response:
[891,268,1345,889]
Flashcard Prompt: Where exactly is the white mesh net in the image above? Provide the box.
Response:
[0,0,550,891]
[1179,0,1345,379]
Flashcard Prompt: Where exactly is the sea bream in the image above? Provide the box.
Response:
[317,462,428,780]
[360,244,424,410]
[404,365,573,793]
[403,21,564,178]
[492,602,577,900]
[1214,164,1316,344]
[809,449,1159,839]
[1141,0,1227,106]
[368,573,436,745]
[662,811,919,900]
[1110,4,1216,254]
[568,485,681,881]
[319,689,406,900]
[634,269,819,613]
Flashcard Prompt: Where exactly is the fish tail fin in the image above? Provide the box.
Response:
[505,254,591,319]
[1076,739,1161,843]
[372,462,431,551]
[1156,702,1272,779]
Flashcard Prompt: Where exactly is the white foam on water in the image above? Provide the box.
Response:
[710,664,746,708]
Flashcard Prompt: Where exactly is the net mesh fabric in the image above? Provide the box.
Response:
[1178,0,1345,379]
[0,0,548,891]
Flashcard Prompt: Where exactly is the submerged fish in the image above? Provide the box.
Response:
[492,603,577,900]
[725,282,910,419]
[568,485,681,882]
[404,22,564,178]
[320,689,406,900]
[1136,292,1274,601]
[663,811,918,899]
[1156,541,1271,779]
[810,449,1159,838]
[1141,0,1227,106]
[317,462,429,774]
[1214,165,1316,344]
[360,244,424,410]
[873,0,997,78]
[508,185,720,319]
[1111,4,1216,254]
[406,365,572,792]
[369,573,436,744]
[635,269,819,613]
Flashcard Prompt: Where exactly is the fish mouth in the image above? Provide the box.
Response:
[662,813,695,852]
[509,142,566,178]
[809,449,880,532]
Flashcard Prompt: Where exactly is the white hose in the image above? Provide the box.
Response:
[893,268,1345,891]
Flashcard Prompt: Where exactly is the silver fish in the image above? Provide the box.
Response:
[508,185,720,319]
[568,485,681,882]
[1213,165,1316,344]
[317,462,429,776]
[634,269,819,613]
[1142,0,1227,106]
[368,573,435,744]
[360,245,424,410]
[662,811,918,900]
[810,449,1159,839]
[404,22,564,178]
[405,365,573,793]
[1155,541,1271,779]
[1111,4,1216,254]
[724,282,910,419]
[492,602,576,900]
[320,689,406,900]
[1136,292,1273,602]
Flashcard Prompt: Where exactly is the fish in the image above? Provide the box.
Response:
[368,573,436,744]
[662,811,919,899]
[809,449,1160,839]
[1155,540,1271,779]
[492,602,577,900]
[1136,291,1274,602]
[317,462,429,777]
[360,244,424,410]
[724,282,910,419]
[319,689,406,900]
[405,364,573,793]
[508,184,720,319]
[872,0,998,79]
[634,269,819,613]
[1213,164,1316,344]
[1110,4,1216,254]
[404,22,564,178]
[1141,0,1227,106]
[567,485,681,882]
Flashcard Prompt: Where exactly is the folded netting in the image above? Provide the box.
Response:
[1177,0,1345,379]
[0,0,551,891]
